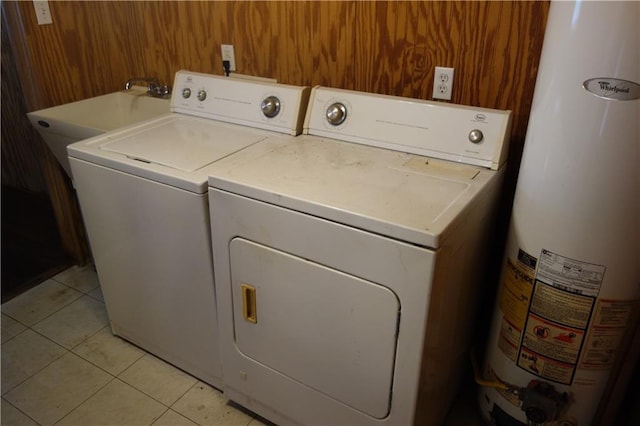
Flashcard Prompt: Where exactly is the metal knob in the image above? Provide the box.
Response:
[182,88,191,99]
[261,96,281,118]
[468,129,484,144]
[326,102,347,126]
[197,90,207,102]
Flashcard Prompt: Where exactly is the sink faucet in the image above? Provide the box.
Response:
[124,77,171,98]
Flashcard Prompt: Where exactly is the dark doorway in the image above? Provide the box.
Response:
[1,6,73,303]
[1,185,72,303]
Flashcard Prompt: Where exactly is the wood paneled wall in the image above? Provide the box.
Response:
[8,0,549,263]
[19,0,548,142]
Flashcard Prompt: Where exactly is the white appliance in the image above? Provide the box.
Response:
[479,2,640,425]
[207,87,512,425]
[67,71,310,388]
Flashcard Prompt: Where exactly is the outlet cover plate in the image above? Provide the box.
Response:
[221,44,236,72]
[432,66,454,101]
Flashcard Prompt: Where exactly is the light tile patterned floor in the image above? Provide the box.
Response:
[1,265,266,426]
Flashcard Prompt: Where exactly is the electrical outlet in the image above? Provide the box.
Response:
[432,66,454,101]
[33,1,52,25]
[221,44,236,72]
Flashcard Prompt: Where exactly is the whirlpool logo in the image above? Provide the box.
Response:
[583,78,640,101]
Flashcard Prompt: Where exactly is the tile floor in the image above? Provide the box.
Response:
[1,265,266,426]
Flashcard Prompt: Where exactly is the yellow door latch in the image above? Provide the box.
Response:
[241,284,257,324]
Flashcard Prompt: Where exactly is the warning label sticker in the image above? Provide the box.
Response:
[580,299,638,370]
[537,249,605,297]
[501,317,522,347]
[499,258,535,330]
[530,281,595,329]
[497,257,535,361]
[498,317,520,362]
[522,314,585,364]
[517,347,575,384]
[517,268,597,384]
[499,248,622,384]
[580,326,626,369]
[591,299,637,328]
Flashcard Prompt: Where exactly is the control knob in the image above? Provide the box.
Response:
[326,102,347,126]
[468,129,484,144]
[261,96,281,118]
[182,88,191,99]
[197,90,207,102]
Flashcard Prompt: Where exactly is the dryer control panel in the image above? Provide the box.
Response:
[304,86,512,170]
[171,70,310,136]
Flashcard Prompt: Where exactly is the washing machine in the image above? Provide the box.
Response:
[67,70,310,388]
[207,86,512,424]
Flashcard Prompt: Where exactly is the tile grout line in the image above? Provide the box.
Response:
[69,375,198,426]
[149,407,194,426]
[52,275,105,304]
[0,328,67,396]
[52,375,119,426]
[24,298,108,355]
[1,280,85,329]
[148,406,172,426]
[0,323,29,346]
[111,376,175,416]
[1,395,43,426]
[114,362,199,412]
[67,324,142,377]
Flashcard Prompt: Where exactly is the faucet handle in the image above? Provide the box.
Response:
[124,78,170,98]
[124,77,160,91]
[148,83,171,98]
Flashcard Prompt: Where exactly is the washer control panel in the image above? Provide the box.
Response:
[304,87,512,170]
[170,70,311,135]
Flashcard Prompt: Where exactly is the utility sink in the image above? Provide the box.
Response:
[28,87,170,178]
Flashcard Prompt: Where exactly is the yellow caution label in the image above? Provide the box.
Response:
[499,258,534,329]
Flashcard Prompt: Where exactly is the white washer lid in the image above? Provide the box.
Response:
[68,114,284,194]
[100,116,267,171]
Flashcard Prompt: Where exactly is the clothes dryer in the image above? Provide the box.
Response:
[207,87,512,424]
[68,71,309,388]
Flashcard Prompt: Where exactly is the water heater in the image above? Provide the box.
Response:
[478,1,639,425]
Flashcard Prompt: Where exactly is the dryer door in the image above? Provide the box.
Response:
[230,238,400,419]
